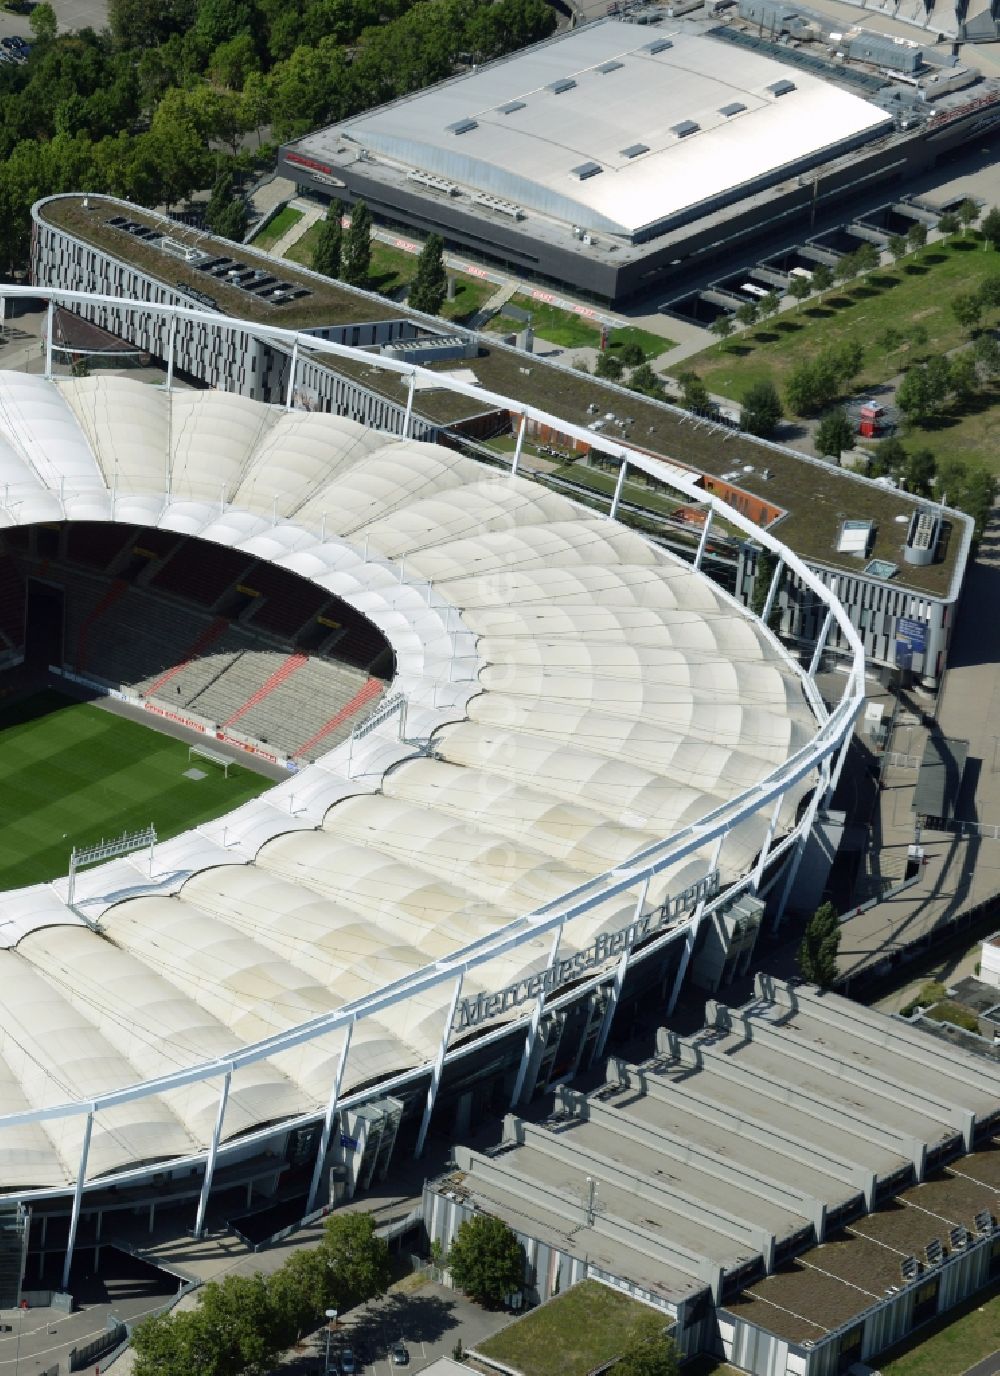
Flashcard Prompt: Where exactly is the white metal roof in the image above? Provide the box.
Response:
[311,21,891,238]
[0,373,822,1188]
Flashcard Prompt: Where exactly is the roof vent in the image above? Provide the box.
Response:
[597,59,623,73]
[498,99,526,114]
[548,78,577,94]
[671,120,699,138]
[447,117,478,135]
[767,79,796,96]
[571,161,603,180]
[644,37,673,53]
[719,101,747,117]
[620,143,649,159]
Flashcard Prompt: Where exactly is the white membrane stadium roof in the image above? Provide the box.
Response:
[0,372,819,1189]
[309,21,892,238]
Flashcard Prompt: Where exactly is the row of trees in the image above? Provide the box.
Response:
[132,1214,390,1376]
[0,0,556,272]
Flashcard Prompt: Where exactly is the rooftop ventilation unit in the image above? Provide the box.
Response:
[924,1239,943,1266]
[975,1209,994,1236]
[644,37,673,53]
[498,99,526,114]
[571,161,603,180]
[407,170,460,196]
[472,192,526,220]
[767,79,796,96]
[447,117,478,135]
[837,519,875,557]
[719,101,747,116]
[904,506,941,566]
[597,60,624,73]
[900,1256,920,1283]
[158,236,208,265]
[548,78,577,94]
[620,143,650,159]
[949,1225,969,1250]
[671,120,699,138]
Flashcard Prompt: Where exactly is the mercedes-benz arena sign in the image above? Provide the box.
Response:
[0,291,863,1284]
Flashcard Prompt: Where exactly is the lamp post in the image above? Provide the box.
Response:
[324,1309,338,1376]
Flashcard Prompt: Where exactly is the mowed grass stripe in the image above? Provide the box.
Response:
[0,693,271,888]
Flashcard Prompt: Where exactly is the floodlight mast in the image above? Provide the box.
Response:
[66,824,157,910]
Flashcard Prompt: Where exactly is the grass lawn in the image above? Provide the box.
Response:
[0,690,271,888]
[250,205,303,253]
[285,220,321,269]
[491,297,674,357]
[677,239,1000,403]
[475,1280,668,1376]
[880,1279,1000,1376]
[897,380,1000,475]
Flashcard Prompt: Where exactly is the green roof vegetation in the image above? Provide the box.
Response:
[476,1279,668,1376]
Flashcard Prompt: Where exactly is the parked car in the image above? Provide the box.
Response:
[0,37,17,50]
[391,1344,410,1366]
[341,1349,358,1375]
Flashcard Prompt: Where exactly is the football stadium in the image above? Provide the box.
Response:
[0,290,862,1295]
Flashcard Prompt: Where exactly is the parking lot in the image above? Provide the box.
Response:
[283,1277,514,1376]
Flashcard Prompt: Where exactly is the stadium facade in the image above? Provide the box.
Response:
[277,18,1000,304]
[0,290,862,1298]
[31,195,975,689]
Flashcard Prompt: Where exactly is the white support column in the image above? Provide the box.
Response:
[609,459,628,522]
[165,313,178,391]
[401,372,416,439]
[593,876,649,1060]
[61,1110,93,1292]
[694,508,714,570]
[415,972,464,1158]
[44,300,55,379]
[827,697,859,800]
[808,582,838,679]
[762,556,784,627]
[751,795,784,894]
[666,836,725,1016]
[773,764,828,931]
[511,413,527,478]
[284,340,299,411]
[194,1070,231,1239]
[306,1019,354,1214]
[510,924,563,1108]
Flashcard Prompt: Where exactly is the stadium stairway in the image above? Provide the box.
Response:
[75,578,128,672]
[220,650,308,729]
[294,676,385,759]
[143,616,231,697]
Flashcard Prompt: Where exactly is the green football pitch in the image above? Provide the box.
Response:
[0,690,273,890]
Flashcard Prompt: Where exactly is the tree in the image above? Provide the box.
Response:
[786,273,811,305]
[949,354,978,406]
[616,1315,680,1376]
[936,210,959,237]
[617,340,645,368]
[834,250,858,289]
[958,196,980,235]
[906,221,928,254]
[810,262,833,298]
[980,206,1000,251]
[879,325,903,354]
[951,293,983,335]
[312,203,343,280]
[734,300,757,330]
[740,378,783,438]
[896,365,935,425]
[757,290,780,325]
[904,448,936,497]
[196,1273,280,1376]
[447,1214,525,1308]
[869,437,907,480]
[267,1250,328,1344]
[973,332,1000,380]
[318,1213,391,1313]
[29,1,58,44]
[827,339,863,388]
[341,199,372,287]
[627,362,665,398]
[679,370,711,414]
[886,233,907,264]
[797,901,840,988]
[815,408,854,462]
[854,241,880,276]
[595,351,624,380]
[979,275,1000,312]
[408,232,448,315]
[710,314,734,348]
[205,163,247,241]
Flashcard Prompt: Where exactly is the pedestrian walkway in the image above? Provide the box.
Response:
[267,200,324,260]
